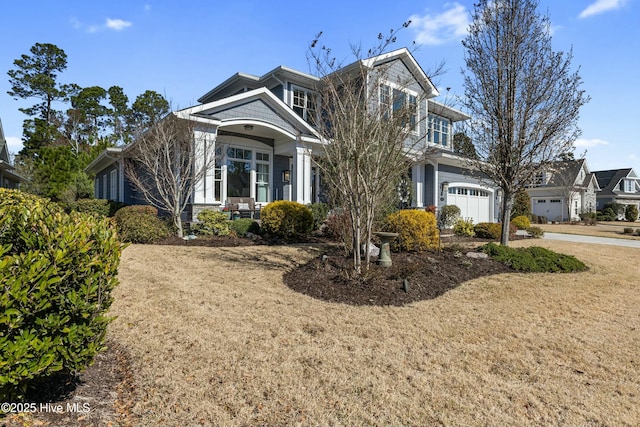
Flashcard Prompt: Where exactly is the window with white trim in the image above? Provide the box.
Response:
[292,87,317,126]
[624,179,635,193]
[109,169,117,201]
[102,175,107,200]
[379,83,419,132]
[427,114,449,146]
[255,152,270,203]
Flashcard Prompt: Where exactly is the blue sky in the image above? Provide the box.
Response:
[1,0,638,174]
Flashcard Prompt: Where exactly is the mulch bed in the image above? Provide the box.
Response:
[282,245,514,306]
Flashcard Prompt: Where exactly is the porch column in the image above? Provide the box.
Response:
[293,147,312,204]
[412,164,425,207]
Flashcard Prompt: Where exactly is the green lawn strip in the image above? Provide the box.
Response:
[480,242,588,273]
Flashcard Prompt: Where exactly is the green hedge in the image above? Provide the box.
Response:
[113,205,170,243]
[0,189,123,399]
[193,209,230,236]
[229,218,260,237]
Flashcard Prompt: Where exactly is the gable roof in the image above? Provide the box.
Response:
[593,168,636,195]
[180,87,320,140]
[197,66,319,104]
[0,118,9,163]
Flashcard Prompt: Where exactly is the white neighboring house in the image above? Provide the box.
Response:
[86,48,500,223]
[526,159,599,222]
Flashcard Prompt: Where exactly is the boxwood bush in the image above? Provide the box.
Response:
[480,242,587,273]
[113,205,170,243]
[193,209,231,236]
[260,201,313,238]
[228,218,260,237]
[385,209,439,252]
[511,215,531,230]
[0,189,123,399]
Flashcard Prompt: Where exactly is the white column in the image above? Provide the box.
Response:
[412,163,424,207]
[221,164,228,205]
[293,147,312,204]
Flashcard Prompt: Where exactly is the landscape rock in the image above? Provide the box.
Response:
[466,251,489,259]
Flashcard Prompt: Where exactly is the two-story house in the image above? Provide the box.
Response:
[86,48,499,224]
[593,168,640,215]
[526,159,599,222]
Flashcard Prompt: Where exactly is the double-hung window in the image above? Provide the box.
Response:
[379,83,419,132]
[428,114,449,146]
[292,87,317,126]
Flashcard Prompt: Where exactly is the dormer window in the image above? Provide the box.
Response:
[624,179,635,193]
[292,87,317,126]
[532,172,545,186]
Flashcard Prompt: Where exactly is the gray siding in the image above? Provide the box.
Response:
[269,84,284,101]
[212,100,297,134]
[273,155,290,201]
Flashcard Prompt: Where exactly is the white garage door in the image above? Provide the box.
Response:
[447,187,491,224]
[532,199,563,221]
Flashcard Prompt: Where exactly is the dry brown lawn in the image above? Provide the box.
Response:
[539,222,640,240]
[109,241,640,426]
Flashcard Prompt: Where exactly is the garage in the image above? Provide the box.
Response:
[447,186,491,224]
[532,198,563,221]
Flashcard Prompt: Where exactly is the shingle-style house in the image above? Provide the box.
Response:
[86,48,500,224]
[0,118,24,189]
[593,168,640,214]
[526,159,600,221]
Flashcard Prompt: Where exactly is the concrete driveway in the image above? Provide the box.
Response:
[543,232,640,248]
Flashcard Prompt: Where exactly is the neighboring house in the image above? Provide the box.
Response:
[0,118,24,189]
[593,168,640,215]
[526,159,599,222]
[86,48,499,223]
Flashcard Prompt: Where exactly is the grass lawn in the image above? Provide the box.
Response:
[539,222,640,240]
[108,240,640,426]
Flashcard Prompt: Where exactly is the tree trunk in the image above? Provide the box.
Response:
[175,214,183,238]
[500,189,513,246]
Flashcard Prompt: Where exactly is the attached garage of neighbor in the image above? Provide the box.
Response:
[446,185,492,224]
[532,198,563,221]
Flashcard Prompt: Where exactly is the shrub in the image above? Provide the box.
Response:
[623,227,634,234]
[480,242,587,273]
[0,189,122,399]
[229,218,259,237]
[636,229,640,236]
[193,209,231,236]
[308,202,330,230]
[385,210,439,252]
[511,188,531,219]
[511,215,531,230]
[453,218,475,237]
[604,202,625,220]
[536,215,548,224]
[70,198,111,217]
[625,204,638,222]
[580,212,597,225]
[425,205,436,214]
[438,205,461,229]
[526,226,545,238]
[325,208,353,254]
[260,201,313,238]
[113,205,170,243]
[474,222,517,240]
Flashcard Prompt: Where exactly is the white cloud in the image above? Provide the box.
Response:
[106,18,132,31]
[578,0,628,19]
[71,17,133,33]
[409,3,470,46]
[574,138,610,148]
[144,4,152,13]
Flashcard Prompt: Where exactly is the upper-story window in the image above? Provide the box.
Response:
[532,172,546,186]
[379,83,419,132]
[624,179,635,193]
[427,114,449,146]
[292,86,317,126]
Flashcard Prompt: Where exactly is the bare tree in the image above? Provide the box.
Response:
[125,113,216,237]
[308,26,436,274]
[462,0,589,245]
